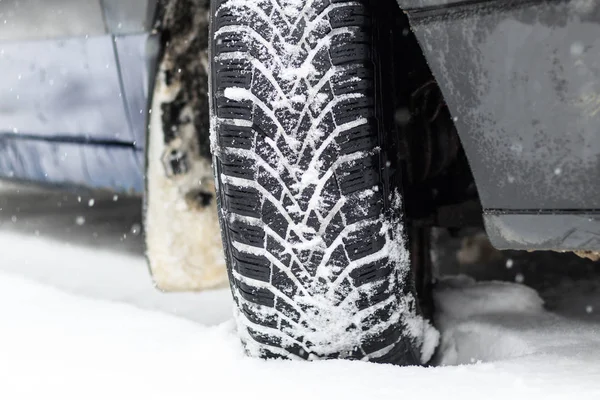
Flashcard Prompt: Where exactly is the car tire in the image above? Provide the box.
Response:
[209,0,434,364]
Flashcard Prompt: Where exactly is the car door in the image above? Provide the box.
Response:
[0,0,158,193]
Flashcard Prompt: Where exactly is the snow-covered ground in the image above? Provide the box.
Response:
[2,183,600,399]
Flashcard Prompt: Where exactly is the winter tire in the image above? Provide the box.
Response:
[209,0,436,364]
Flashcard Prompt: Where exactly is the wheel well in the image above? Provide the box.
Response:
[387,4,482,229]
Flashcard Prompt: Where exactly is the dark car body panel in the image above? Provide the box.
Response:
[401,0,600,249]
[485,212,600,250]
[402,0,600,210]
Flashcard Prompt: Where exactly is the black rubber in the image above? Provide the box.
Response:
[210,0,423,364]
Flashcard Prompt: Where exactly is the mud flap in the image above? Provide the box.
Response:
[145,0,227,291]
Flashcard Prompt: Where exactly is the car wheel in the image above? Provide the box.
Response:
[209,0,436,364]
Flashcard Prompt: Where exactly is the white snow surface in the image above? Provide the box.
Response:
[3,187,600,399]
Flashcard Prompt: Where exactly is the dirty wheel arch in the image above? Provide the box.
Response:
[145,0,227,291]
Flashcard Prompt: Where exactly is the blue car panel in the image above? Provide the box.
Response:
[0,137,144,193]
[0,0,157,193]
[0,36,135,142]
[0,0,154,41]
